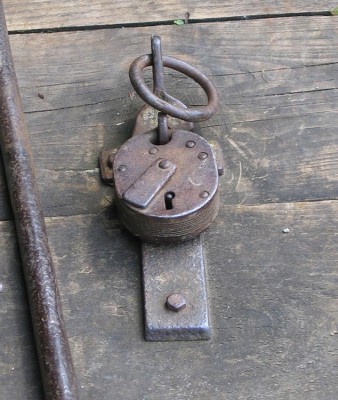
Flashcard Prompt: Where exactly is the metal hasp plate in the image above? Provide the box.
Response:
[142,237,210,341]
[100,35,222,342]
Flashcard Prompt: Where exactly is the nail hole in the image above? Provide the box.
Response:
[164,191,175,210]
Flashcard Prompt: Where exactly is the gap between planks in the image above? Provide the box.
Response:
[7,11,333,35]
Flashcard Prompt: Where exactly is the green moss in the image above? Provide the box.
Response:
[330,7,338,15]
[173,19,185,25]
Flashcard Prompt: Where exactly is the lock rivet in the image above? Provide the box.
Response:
[200,191,209,199]
[148,147,159,155]
[117,165,127,172]
[186,140,196,148]
[198,152,208,160]
[158,159,171,169]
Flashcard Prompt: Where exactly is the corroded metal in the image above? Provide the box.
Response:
[131,37,193,136]
[100,35,222,341]
[113,128,220,242]
[142,237,210,341]
[166,293,187,312]
[129,53,218,122]
[0,2,78,399]
[151,35,165,98]
[122,158,177,209]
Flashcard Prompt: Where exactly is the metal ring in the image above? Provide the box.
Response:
[129,54,218,122]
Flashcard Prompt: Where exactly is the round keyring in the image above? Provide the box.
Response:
[129,54,218,122]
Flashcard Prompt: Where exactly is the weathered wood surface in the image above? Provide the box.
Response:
[0,8,338,400]
[0,17,337,220]
[1,201,337,399]
[0,222,43,399]
[3,1,337,31]
[57,202,338,399]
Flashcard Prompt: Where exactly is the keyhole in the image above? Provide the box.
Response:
[165,192,175,210]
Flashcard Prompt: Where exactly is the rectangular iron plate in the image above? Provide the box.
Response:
[123,158,176,209]
[141,236,210,341]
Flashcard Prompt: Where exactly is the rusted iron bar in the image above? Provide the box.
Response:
[0,2,78,399]
[151,35,165,97]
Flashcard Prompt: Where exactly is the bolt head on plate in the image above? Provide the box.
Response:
[166,293,187,312]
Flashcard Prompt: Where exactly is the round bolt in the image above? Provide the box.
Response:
[198,152,208,160]
[107,154,115,168]
[117,165,127,172]
[148,147,159,155]
[200,191,209,199]
[166,293,186,312]
[159,159,171,169]
[186,140,196,148]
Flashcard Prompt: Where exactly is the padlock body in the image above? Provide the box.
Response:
[113,130,220,242]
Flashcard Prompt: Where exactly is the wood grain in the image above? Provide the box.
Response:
[0,16,337,220]
[1,9,338,400]
[2,200,337,399]
[3,1,336,31]
[0,222,43,400]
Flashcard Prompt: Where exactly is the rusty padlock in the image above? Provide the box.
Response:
[100,35,223,341]
[101,36,223,243]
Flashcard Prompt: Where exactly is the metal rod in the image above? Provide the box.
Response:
[151,35,165,97]
[0,2,78,399]
[152,37,170,145]
[157,112,170,145]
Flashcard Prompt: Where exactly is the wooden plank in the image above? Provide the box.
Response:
[1,16,337,220]
[3,1,337,31]
[0,222,43,399]
[0,166,107,221]
[1,14,337,399]
[2,200,337,399]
